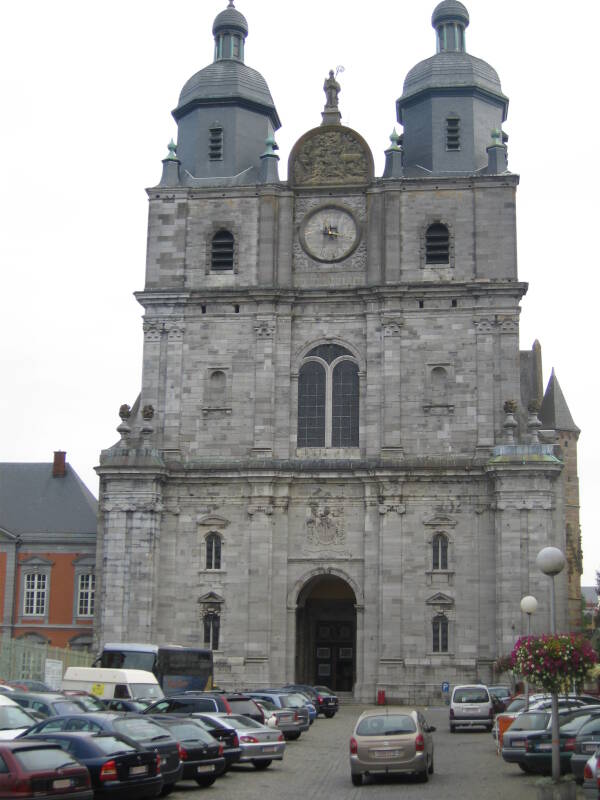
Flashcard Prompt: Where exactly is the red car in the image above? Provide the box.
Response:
[0,740,92,798]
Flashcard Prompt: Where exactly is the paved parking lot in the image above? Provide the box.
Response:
[169,703,586,799]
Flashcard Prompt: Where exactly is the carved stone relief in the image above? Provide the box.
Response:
[290,128,372,187]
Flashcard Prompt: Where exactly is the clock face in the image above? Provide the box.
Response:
[300,206,360,263]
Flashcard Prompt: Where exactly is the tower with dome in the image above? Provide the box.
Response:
[95,1,581,701]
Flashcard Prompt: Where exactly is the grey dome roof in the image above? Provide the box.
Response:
[402,51,504,102]
[212,5,248,36]
[432,0,469,27]
[174,60,280,127]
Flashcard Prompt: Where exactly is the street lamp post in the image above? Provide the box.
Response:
[520,595,538,711]
[536,546,566,783]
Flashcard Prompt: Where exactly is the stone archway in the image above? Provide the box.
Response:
[295,574,356,692]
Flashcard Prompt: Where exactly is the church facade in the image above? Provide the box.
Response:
[95,1,581,701]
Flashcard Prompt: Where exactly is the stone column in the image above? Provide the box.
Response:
[245,487,274,680]
[273,309,292,458]
[252,317,276,455]
[474,317,495,450]
[269,494,290,683]
[365,305,381,458]
[381,318,403,457]
[361,481,381,700]
[378,496,406,661]
[162,319,185,455]
[141,320,163,425]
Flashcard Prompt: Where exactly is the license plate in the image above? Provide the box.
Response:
[584,743,598,753]
[536,743,552,751]
[262,746,277,753]
[130,765,148,775]
[511,740,525,748]
[371,750,401,759]
[197,764,215,773]
[53,779,72,789]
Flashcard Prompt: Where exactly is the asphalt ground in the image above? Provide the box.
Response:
[169,703,585,799]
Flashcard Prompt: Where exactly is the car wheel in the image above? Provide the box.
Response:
[418,767,429,783]
[286,732,301,740]
[351,774,362,787]
[428,754,434,775]
[450,724,455,733]
[160,786,175,797]
[324,711,336,718]
[195,775,217,787]
[252,760,271,770]
[518,762,535,774]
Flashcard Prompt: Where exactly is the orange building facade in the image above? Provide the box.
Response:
[0,453,97,650]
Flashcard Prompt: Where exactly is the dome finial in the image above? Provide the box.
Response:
[432,1,469,53]
[227,0,235,6]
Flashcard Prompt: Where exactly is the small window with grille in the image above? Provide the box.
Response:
[446,117,460,150]
[211,230,234,271]
[209,126,223,161]
[425,223,450,264]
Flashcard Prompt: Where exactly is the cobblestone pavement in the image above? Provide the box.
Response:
[169,704,584,799]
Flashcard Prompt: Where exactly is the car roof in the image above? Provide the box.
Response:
[0,695,19,707]
[357,707,418,719]
[10,691,71,701]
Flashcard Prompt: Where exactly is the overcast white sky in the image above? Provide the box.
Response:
[1,1,598,583]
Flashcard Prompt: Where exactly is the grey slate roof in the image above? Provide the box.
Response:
[540,370,580,434]
[174,60,280,128]
[0,463,97,537]
[402,51,505,103]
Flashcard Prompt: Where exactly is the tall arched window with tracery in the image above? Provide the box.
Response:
[432,533,449,571]
[297,344,359,448]
[432,615,449,653]
[205,532,222,570]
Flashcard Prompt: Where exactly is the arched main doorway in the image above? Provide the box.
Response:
[295,574,356,692]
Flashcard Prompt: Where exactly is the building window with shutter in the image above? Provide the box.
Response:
[432,615,449,653]
[425,223,450,265]
[446,117,460,150]
[211,230,234,271]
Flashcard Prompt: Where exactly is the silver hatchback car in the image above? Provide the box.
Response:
[349,707,435,785]
[449,684,494,732]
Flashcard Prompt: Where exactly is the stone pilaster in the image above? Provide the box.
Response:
[252,317,276,455]
[163,319,185,454]
[474,317,495,449]
[360,482,381,700]
[381,317,403,456]
[245,486,274,670]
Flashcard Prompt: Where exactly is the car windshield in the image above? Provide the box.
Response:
[505,698,526,712]
[92,736,137,755]
[357,714,417,736]
[578,718,600,737]
[225,715,262,729]
[560,715,598,735]
[52,701,87,715]
[130,684,163,700]
[14,747,78,770]
[489,687,511,699]
[164,722,215,743]
[227,700,259,715]
[114,718,170,740]
[73,696,105,711]
[453,688,489,703]
[0,705,36,729]
[510,712,550,731]
[256,699,277,711]
[283,693,308,708]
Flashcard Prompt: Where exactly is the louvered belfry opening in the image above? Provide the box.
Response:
[425,223,450,264]
[446,117,460,150]
[211,230,234,270]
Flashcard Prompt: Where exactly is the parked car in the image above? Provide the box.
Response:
[245,691,310,736]
[278,687,317,723]
[9,691,88,719]
[570,715,600,784]
[144,694,230,717]
[142,715,225,787]
[249,697,306,741]
[582,749,600,798]
[494,695,591,740]
[6,680,55,693]
[0,695,39,739]
[488,685,512,703]
[349,707,435,786]
[449,685,494,732]
[22,731,163,799]
[511,708,600,775]
[194,712,285,769]
[501,708,587,772]
[0,739,93,799]
[182,715,242,771]
[312,685,339,718]
[20,712,183,795]
[62,691,107,712]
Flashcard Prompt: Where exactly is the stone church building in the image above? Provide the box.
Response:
[95,1,582,701]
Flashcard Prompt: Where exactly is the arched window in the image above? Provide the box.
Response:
[206,533,222,570]
[425,223,450,265]
[211,230,234,271]
[297,344,359,448]
[204,612,220,650]
[432,533,449,570]
[432,615,449,653]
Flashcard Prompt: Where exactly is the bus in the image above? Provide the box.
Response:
[96,644,214,694]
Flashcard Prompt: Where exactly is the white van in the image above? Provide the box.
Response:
[61,667,164,702]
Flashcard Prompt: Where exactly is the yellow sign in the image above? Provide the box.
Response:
[90,683,105,697]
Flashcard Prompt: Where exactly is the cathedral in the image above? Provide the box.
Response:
[95,0,582,702]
